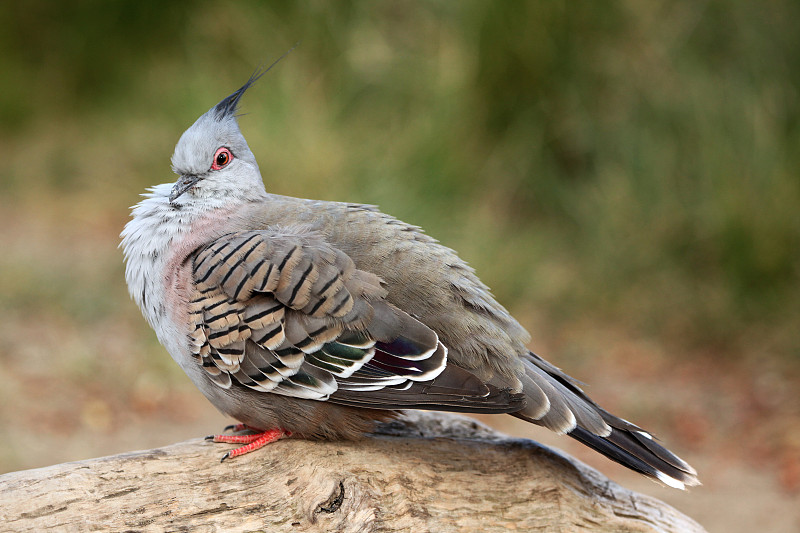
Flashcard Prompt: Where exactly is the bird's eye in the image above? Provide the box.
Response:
[211,147,233,170]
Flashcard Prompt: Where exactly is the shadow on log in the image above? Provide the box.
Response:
[0,412,705,532]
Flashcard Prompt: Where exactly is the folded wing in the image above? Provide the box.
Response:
[187,228,522,413]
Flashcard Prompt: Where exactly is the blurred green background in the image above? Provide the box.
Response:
[1,1,798,531]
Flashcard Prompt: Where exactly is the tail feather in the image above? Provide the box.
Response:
[521,351,699,489]
[629,426,697,475]
[568,425,700,489]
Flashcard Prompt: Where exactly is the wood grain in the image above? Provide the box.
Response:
[0,413,706,532]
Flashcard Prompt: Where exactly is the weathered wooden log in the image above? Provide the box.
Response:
[0,412,705,532]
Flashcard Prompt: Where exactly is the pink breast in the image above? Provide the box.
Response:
[162,207,243,326]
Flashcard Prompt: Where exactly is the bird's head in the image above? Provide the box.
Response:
[168,71,266,206]
[167,42,298,206]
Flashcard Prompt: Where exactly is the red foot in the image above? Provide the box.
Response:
[205,426,290,462]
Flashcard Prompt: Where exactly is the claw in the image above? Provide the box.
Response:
[206,433,265,444]
[204,427,288,461]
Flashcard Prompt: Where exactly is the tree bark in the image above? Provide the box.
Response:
[0,412,705,532]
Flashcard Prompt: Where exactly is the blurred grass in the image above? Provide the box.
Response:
[1,0,797,362]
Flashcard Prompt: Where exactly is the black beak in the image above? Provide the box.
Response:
[169,174,202,203]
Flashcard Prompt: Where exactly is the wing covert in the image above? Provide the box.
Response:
[187,228,470,406]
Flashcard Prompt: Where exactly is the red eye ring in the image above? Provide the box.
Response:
[211,147,233,170]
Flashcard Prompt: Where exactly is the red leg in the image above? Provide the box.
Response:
[206,433,265,445]
[206,423,265,441]
[205,427,290,462]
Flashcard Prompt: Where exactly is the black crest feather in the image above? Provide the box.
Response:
[212,44,299,121]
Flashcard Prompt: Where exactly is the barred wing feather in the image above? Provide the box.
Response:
[187,229,521,412]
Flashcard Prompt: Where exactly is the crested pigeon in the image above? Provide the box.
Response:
[121,66,699,490]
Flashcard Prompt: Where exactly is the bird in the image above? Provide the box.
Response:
[121,63,699,490]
